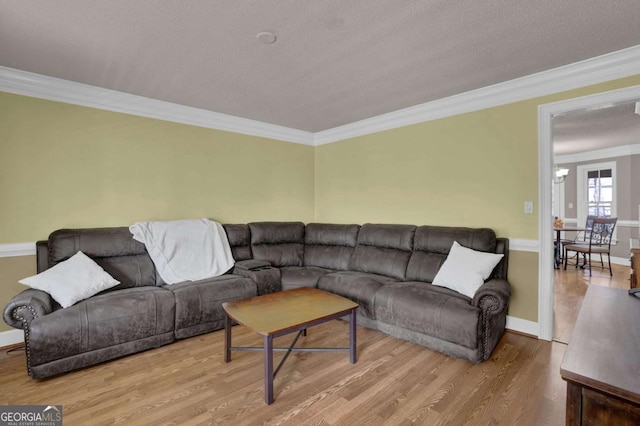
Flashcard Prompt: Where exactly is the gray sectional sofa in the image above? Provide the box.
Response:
[3,222,510,379]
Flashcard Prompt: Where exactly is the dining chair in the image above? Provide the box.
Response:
[556,215,597,267]
[572,215,597,244]
[563,217,617,276]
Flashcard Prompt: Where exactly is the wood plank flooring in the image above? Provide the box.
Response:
[0,322,567,425]
[553,263,630,343]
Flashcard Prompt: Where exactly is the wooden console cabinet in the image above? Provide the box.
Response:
[631,246,639,289]
[560,285,640,425]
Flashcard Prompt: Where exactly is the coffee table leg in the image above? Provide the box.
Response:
[224,312,231,363]
[264,335,274,404]
[350,309,357,364]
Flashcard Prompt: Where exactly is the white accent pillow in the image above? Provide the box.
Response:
[432,241,504,298]
[19,251,120,308]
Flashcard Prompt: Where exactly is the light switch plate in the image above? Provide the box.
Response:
[524,201,534,214]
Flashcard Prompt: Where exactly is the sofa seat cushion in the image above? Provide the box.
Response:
[28,286,175,366]
[168,274,256,339]
[280,266,333,290]
[374,281,480,350]
[317,271,396,318]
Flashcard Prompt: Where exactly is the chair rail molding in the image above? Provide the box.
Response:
[0,243,36,258]
[538,84,640,341]
[1,239,539,258]
[563,218,639,228]
[509,239,539,252]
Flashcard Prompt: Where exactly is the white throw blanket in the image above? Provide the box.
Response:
[129,219,235,284]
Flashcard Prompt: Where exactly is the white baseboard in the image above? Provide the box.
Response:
[611,256,631,266]
[0,329,23,348]
[0,316,549,347]
[0,318,542,349]
[506,315,539,337]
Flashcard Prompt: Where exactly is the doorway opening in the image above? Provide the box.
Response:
[538,85,640,341]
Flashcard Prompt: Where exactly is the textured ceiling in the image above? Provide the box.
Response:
[553,101,640,155]
[1,1,640,132]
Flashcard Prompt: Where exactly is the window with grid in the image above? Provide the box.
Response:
[587,169,613,218]
[577,161,617,243]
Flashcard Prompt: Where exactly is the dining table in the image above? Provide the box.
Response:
[553,226,590,269]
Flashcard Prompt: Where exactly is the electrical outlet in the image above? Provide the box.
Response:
[524,201,534,214]
[568,202,574,209]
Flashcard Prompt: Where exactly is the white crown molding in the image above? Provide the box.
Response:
[314,44,640,145]
[0,243,36,258]
[556,144,640,164]
[0,329,23,348]
[1,46,639,147]
[0,67,315,146]
[506,316,539,337]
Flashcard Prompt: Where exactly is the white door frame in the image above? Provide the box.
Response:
[537,84,640,340]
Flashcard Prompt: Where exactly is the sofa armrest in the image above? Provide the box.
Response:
[472,278,511,360]
[3,289,55,330]
[234,259,272,271]
[471,278,511,315]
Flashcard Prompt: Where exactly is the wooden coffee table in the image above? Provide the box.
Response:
[222,287,359,404]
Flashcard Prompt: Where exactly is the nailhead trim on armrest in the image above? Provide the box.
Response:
[11,305,38,377]
[479,295,500,360]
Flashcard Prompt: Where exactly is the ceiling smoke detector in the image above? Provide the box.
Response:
[256,31,277,44]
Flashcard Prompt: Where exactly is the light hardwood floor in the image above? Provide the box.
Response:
[0,321,567,425]
[553,262,630,343]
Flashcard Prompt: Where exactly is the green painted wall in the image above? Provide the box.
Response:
[0,92,316,332]
[314,74,640,322]
[0,256,36,332]
[0,92,315,243]
[1,74,640,333]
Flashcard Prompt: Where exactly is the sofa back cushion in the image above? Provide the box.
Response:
[304,223,360,270]
[249,222,305,267]
[47,227,157,290]
[222,224,252,261]
[406,226,498,283]
[349,224,416,280]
